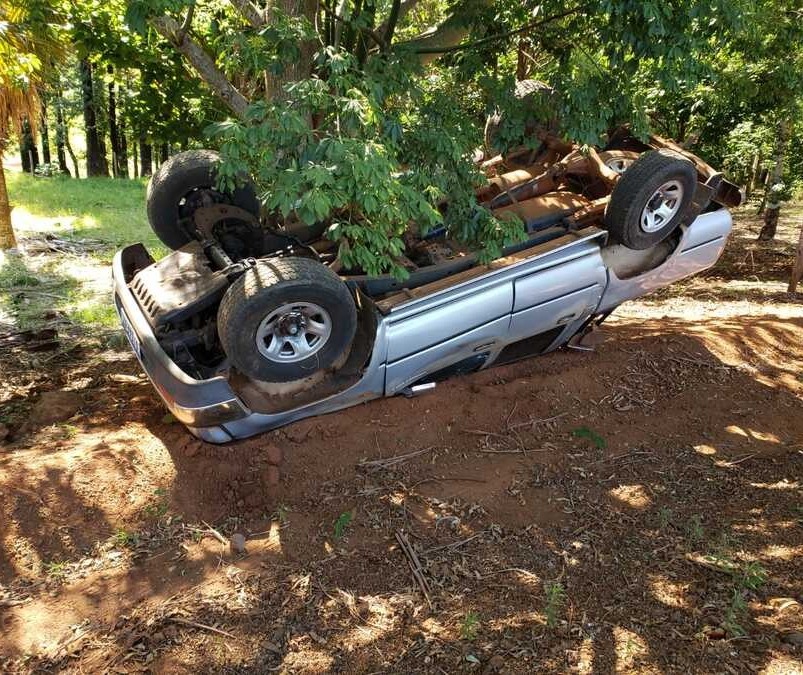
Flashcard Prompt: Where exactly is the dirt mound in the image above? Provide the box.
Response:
[1,310,801,673]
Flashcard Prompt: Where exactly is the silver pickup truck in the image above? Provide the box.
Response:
[112,132,741,443]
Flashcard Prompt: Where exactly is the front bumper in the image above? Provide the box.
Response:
[112,244,249,439]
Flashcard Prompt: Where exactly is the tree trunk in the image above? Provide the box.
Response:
[132,140,139,178]
[0,154,17,249]
[64,125,80,179]
[758,120,790,241]
[747,152,761,198]
[107,65,119,177]
[40,100,52,165]
[20,141,30,173]
[789,220,803,293]
[139,138,152,176]
[119,123,129,178]
[20,119,39,174]
[150,15,250,118]
[54,94,70,175]
[80,59,109,177]
[160,143,169,163]
[263,0,319,98]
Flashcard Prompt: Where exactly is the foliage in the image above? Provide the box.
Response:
[333,510,353,538]
[543,580,565,628]
[571,426,606,449]
[131,0,779,268]
[7,0,803,259]
[460,611,481,640]
[212,50,523,277]
[0,0,63,144]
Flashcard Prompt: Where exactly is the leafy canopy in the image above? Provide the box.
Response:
[126,0,801,270]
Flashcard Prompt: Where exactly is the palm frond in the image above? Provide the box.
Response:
[0,0,65,148]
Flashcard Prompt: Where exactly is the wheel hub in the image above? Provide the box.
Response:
[640,180,684,233]
[255,302,332,364]
[277,312,304,336]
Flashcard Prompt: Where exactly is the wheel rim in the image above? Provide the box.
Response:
[255,302,332,363]
[605,157,635,174]
[640,180,684,233]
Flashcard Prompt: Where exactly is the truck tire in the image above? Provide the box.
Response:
[218,258,357,383]
[604,150,697,250]
[146,150,260,250]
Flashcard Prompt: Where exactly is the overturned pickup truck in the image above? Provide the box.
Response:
[113,127,741,442]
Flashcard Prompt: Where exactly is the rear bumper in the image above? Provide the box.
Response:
[112,244,249,438]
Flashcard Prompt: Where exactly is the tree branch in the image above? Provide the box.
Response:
[399,3,592,56]
[321,5,388,52]
[178,2,196,40]
[378,0,420,38]
[229,0,265,28]
[151,15,250,119]
[382,0,402,47]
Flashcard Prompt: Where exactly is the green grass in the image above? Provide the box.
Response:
[333,511,354,539]
[6,171,166,255]
[43,560,68,579]
[460,611,481,640]
[544,581,566,628]
[1,170,166,334]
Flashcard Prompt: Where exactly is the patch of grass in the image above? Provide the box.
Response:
[460,611,481,640]
[722,589,749,637]
[60,423,79,439]
[0,255,42,289]
[333,511,353,539]
[700,534,768,638]
[2,171,167,334]
[112,528,139,548]
[5,171,166,256]
[544,581,566,628]
[657,506,673,529]
[685,514,705,546]
[143,487,170,519]
[44,560,68,579]
[68,304,120,328]
[274,503,290,524]
[737,561,769,591]
[572,426,606,449]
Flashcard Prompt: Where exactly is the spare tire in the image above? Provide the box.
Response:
[604,150,697,250]
[146,150,260,250]
[217,257,357,383]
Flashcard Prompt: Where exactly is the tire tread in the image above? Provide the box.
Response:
[218,257,357,382]
[604,150,697,249]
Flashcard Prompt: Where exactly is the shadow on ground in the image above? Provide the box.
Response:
[1,313,801,673]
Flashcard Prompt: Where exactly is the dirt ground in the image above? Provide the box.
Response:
[1,207,802,674]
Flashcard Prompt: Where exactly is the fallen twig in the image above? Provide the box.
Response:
[201,521,228,546]
[508,412,569,430]
[478,447,552,454]
[357,446,435,470]
[410,476,487,489]
[480,567,540,580]
[395,530,432,608]
[169,617,238,639]
[425,530,486,553]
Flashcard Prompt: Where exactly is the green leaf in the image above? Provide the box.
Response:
[333,511,353,539]
[572,427,606,449]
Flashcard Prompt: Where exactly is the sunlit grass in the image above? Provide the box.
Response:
[6,170,165,255]
[2,170,166,333]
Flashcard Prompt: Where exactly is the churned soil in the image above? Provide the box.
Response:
[0,208,802,673]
